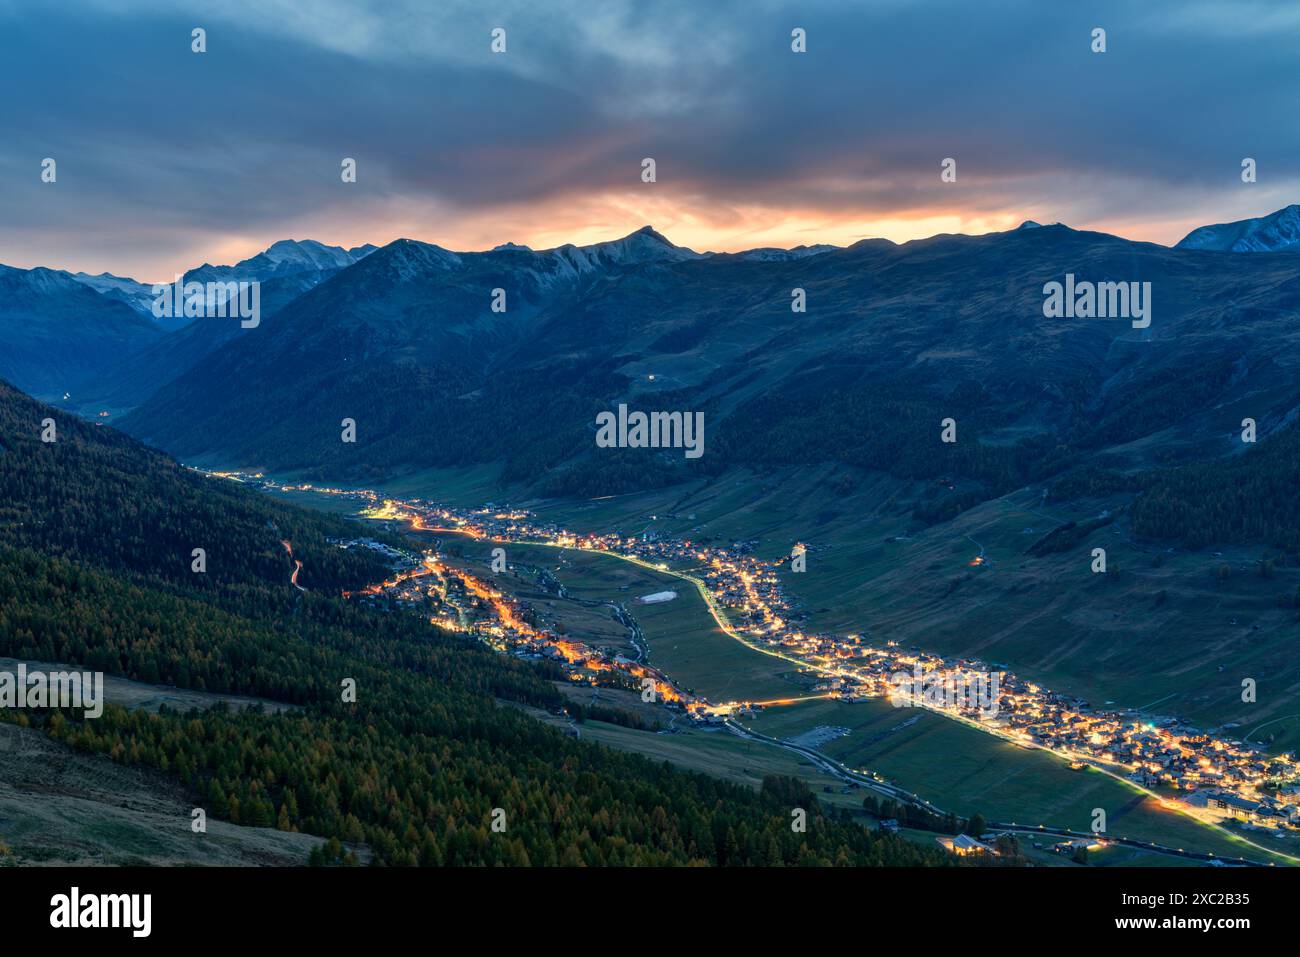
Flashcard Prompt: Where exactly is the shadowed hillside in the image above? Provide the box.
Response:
[0,380,947,866]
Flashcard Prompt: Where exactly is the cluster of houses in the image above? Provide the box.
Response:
[1183,789,1300,829]
[462,511,1300,820]
[267,482,1300,835]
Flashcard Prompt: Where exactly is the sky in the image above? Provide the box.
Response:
[2,0,1299,280]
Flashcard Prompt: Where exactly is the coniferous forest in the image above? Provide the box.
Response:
[0,381,948,866]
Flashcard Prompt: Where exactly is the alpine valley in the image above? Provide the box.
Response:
[7,207,1300,867]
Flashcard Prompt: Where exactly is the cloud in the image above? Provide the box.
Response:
[1,0,1297,276]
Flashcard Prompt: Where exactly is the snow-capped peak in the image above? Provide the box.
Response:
[255,239,373,271]
[546,226,703,274]
[729,244,839,262]
[1176,204,1300,252]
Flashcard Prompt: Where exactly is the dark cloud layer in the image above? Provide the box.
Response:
[2,0,1297,276]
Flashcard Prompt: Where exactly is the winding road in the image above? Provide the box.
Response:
[280,539,306,592]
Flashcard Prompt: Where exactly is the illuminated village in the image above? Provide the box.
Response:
[204,469,1300,838]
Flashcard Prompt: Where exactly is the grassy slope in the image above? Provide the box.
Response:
[0,723,349,867]
[743,698,1278,861]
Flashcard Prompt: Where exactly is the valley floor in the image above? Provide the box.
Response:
[268,466,1300,865]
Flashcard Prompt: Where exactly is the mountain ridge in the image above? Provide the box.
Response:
[115,214,1300,532]
[0,263,162,400]
[1176,204,1300,252]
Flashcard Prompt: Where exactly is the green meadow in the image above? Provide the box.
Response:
[744,697,1293,863]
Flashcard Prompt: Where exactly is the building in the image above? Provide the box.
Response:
[1055,837,1105,853]
[936,834,995,857]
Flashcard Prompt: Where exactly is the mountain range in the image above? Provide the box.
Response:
[6,206,1300,547]
[0,240,377,405]
[108,209,1300,513]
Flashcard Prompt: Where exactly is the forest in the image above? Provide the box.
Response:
[0,380,949,866]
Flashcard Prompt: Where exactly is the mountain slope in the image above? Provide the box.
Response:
[0,265,162,401]
[118,222,1300,529]
[55,240,382,415]
[147,238,379,334]
[0,379,946,866]
[1176,203,1300,252]
[181,238,377,289]
[66,238,378,332]
[67,271,157,319]
[116,229,704,471]
[69,268,352,416]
